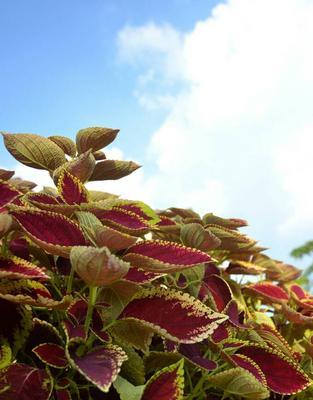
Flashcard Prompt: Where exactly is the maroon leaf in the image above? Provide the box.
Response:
[93,207,150,235]
[179,343,217,371]
[10,207,87,257]
[119,287,227,343]
[245,282,289,304]
[123,267,165,284]
[225,300,249,329]
[200,275,232,312]
[211,323,230,343]
[24,193,77,216]
[8,238,30,260]
[0,364,52,400]
[0,256,49,280]
[67,344,127,392]
[229,354,266,385]
[123,240,212,273]
[0,180,21,207]
[55,389,72,400]
[0,280,71,309]
[141,360,184,400]
[33,343,68,368]
[63,320,87,343]
[58,169,88,205]
[236,344,310,394]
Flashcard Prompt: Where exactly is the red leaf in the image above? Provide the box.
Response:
[10,207,87,257]
[0,180,21,207]
[119,287,227,343]
[123,240,211,273]
[0,364,52,400]
[0,256,49,280]
[25,192,78,216]
[33,343,68,368]
[236,344,310,394]
[142,360,184,400]
[58,169,88,205]
[67,344,127,392]
[245,282,289,304]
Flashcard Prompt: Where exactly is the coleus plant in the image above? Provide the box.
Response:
[0,128,312,400]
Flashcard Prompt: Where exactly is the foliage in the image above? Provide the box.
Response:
[0,126,312,399]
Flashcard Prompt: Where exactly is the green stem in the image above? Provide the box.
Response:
[66,263,75,294]
[84,286,98,333]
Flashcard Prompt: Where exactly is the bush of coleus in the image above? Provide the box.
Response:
[0,127,313,400]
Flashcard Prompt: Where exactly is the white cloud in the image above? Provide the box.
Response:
[117,0,313,263]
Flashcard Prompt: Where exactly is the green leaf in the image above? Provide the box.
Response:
[208,368,270,399]
[0,341,11,370]
[2,133,66,170]
[76,126,119,154]
[113,375,145,400]
[89,160,141,181]
[120,346,145,385]
[48,136,76,157]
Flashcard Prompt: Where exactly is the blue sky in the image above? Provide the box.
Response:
[0,0,219,166]
[1,0,313,267]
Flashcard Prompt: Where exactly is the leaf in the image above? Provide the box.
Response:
[94,225,138,251]
[0,180,21,208]
[113,375,145,400]
[0,214,13,238]
[0,341,11,370]
[123,240,212,273]
[101,280,140,320]
[32,343,68,368]
[144,352,182,375]
[0,169,14,181]
[10,207,87,257]
[237,344,311,394]
[92,207,151,235]
[67,344,127,392]
[123,267,165,284]
[200,275,232,312]
[70,246,129,286]
[0,298,32,355]
[0,256,49,280]
[120,345,145,385]
[110,319,154,353]
[226,260,266,275]
[55,389,72,400]
[180,223,221,251]
[179,343,217,371]
[229,354,267,385]
[0,364,53,400]
[202,213,248,229]
[245,282,289,304]
[76,126,119,154]
[58,169,88,205]
[48,136,76,157]
[208,368,269,399]
[141,359,184,400]
[53,150,96,183]
[119,287,228,343]
[2,132,66,170]
[24,193,78,216]
[90,160,141,181]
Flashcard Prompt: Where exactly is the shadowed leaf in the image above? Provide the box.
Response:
[90,160,141,181]
[32,343,68,368]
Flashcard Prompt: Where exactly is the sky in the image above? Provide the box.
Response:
[1,0,313,268]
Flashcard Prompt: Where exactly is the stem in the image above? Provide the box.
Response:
[84,286,98,333]
[66,263,75,294]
